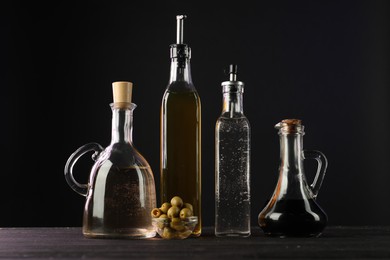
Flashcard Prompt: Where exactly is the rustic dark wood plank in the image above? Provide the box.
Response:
[0,226,389,259]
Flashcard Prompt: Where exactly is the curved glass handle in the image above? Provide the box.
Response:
[64,142,104,196]
[303,150,328,199]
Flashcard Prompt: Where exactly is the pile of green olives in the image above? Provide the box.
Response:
[151,196,196,239]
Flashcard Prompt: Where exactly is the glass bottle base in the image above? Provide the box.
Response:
[215,230,251,237]
[83,228,156,239]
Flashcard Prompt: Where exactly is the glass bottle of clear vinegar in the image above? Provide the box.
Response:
[160,15,202,236]
[215,65,251,237]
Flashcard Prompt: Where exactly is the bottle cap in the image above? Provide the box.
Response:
[112,81,133,108]
[221,64,244,93]
[170,44,191,59]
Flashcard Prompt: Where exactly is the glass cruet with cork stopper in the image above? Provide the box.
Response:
[64,81,157,239]
[258,119,328,237]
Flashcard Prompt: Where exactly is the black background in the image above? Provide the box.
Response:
[1,1,389,227]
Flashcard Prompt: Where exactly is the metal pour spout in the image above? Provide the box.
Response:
[176,15,187,44]
[227,64,238,81]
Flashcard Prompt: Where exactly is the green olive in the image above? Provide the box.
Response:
[167,206,180,218]
[170,196,184,208]
[151,208,161,218]
[183,203,193,213]
[159,214,168,219]
[159,202,171,213]
[170,217,185,231]
[179,208,193,219]
[162,227,176,239]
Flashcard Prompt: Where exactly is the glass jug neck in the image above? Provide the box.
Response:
[110,104,135,145]
[221,92,244,117]
[279,133,304,171]
[169,59,192,83]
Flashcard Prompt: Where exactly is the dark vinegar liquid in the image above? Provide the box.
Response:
[161,90,201,236]
[259,199,328,237]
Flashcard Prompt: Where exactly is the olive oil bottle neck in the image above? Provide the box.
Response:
[169,59,193,83]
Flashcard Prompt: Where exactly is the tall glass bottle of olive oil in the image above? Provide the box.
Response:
[160,15,201,236]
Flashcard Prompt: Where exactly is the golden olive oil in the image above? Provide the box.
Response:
[161,90,201,236]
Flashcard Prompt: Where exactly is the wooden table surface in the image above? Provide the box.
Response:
[0,226,389,259]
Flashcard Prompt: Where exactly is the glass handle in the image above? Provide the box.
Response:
[64,142,104,196]
[302,150,328,199]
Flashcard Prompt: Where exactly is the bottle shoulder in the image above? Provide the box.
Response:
[100,143,152,168]
[162,88,201,104]
[216,116,251,129]
[217,113,249,122]
[165,81,197,93]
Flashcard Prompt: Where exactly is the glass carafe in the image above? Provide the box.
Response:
[64,81,157,239]
[258,119,328,237]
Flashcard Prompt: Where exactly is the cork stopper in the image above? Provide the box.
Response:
[275,119,304,134]
[112,81,133,108]
[281,119,302,126]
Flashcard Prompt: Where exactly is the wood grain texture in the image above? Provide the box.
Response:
[0,226,389,259]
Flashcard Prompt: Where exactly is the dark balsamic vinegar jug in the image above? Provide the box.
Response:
[258,119,328,237]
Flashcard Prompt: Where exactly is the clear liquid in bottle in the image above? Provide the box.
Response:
[215,64,250,237]
[83,164,156,239]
